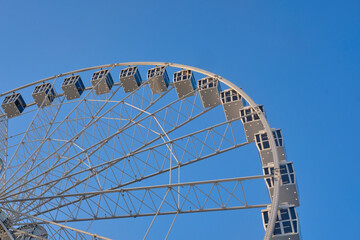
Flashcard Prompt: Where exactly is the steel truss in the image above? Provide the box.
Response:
[1,176,269,223]
[0,62,281,240]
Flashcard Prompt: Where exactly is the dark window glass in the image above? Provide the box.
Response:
[288,163,294,173]
[289,207,296,219]
[233,95,238,101]
[275,139,279,146]
[257,143,262,150]
[209,83,213,88]
[245,109,251,115]
[240,110,244,116]
[255,135,260,143]
[263,141,270,149]
[263,211,269,224]
[281,174,290,184]
[274,223,281,235]
[280,209,289,220]
[290,174,295,183]
[226,97,231,102]
[246,116,252,122]
[264,168,269,175]
[254,114,259,120]
[280,165,287,174]
[283,221,292,233]
[225,91,230,96]
[261,134,268,141]
[279,139,283,146]
[293,220,298,233]
[277,130,282,138]
[266,178,272,188]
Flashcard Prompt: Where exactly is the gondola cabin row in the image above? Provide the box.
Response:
[254,129,299,203]
[0,67,232,118]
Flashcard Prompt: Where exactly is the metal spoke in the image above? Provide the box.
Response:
[0,175,268,223]
[0,62,288,240]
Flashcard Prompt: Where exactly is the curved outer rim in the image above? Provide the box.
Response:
[0,62,280,240]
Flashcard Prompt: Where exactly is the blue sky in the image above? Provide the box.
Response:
[0,0,359,239]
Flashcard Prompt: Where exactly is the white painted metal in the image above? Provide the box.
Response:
[0,62,282,240]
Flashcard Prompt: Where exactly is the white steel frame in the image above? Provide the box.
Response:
[0,62,281,240]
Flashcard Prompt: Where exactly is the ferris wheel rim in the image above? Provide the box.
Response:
[0,61,281,240]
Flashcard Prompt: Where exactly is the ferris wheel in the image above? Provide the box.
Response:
[0,62,300,240]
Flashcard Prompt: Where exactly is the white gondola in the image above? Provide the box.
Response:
[173,69,197,98]
[90,69,114,95]
[198,77,222,108]
[147,66,170,94]
[255,129,286,166]
[263,161,300,206]
[221,89,245,121]
[1,93,26,118]
[240,105,265,142]
[262,205,300,240]
[119,66,142,93]
[32,83,56,107]
[61,75,85,100]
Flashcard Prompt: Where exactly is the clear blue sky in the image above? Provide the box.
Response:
[0,0,359,239]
